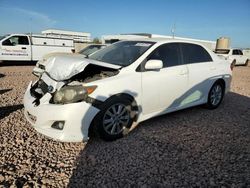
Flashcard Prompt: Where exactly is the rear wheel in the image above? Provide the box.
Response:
[244,59,249,66]
[206,81,224,109]
[93,97,134,141]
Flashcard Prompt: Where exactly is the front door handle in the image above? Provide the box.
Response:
[210,67,216,70]
[179,70,188,75]
[22,47,26,49]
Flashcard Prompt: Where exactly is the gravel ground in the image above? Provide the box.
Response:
[0,63,250,187]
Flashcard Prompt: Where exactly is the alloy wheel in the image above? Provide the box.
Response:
[210,84,222,106]
[102,103,130,135]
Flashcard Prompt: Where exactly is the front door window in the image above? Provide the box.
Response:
[2,36,29,46]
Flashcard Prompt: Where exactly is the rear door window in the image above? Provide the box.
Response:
[148,43,181,68]
[181,43,212,64]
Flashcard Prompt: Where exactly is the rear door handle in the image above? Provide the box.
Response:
[22,47,26,49]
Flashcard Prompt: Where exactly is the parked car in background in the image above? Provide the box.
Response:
[32,44,107,77]
[215,48,249,66]
[78,44,107,57]
[24,39,232,142]
[0,34,74,62]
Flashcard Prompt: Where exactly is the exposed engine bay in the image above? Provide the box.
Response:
[68,64,119,83]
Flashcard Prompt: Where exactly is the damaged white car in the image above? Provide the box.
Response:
[24,39,232,142]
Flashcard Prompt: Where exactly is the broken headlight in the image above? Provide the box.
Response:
[53,85,97,104]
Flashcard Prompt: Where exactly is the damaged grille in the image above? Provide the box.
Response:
[39,80,49,94]
[30,79,49,101]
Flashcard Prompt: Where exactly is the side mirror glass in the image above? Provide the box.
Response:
[145,59,163,70]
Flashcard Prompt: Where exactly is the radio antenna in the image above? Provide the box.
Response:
[29,17,32,36]
[171,23,176,38]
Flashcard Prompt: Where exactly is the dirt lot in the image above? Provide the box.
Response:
[0,63,250,187]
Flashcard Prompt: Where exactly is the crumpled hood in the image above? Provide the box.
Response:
[39,53,84,66]
[45,56,121,81]
[43,52,76,59]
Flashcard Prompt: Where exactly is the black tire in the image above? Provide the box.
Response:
[245,59,249,66]
[93,97,134,141]
[206,81,225,109]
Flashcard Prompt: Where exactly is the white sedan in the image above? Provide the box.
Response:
[23,39,232,142]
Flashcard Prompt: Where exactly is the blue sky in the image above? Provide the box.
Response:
[0,0,249,47]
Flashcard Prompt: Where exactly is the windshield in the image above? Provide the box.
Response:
[79,45,105,56]
[0,34,9,41]
[89,41,155,66]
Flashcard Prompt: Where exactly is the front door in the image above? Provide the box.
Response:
[0,35,31,61]
[141,43,188,115]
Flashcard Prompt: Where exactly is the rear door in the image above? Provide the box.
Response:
[141,43,189,114]
[180,43,214,106]
[0,35,31,61]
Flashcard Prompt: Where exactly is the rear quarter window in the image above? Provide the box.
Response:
[181,43,212,64]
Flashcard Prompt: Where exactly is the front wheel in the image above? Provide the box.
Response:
[93,97,134,141]
[206,81,224,109]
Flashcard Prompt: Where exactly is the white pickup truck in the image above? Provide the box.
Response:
[0,34,74,62]
[215,48,249,66]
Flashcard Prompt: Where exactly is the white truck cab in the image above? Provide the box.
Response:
[0,34,74,62]
[0,34,32,61]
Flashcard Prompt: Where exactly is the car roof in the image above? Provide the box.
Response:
[122,37,170,42]
[123,37,208,46]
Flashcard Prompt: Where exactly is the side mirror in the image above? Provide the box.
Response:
[145,60,163,70]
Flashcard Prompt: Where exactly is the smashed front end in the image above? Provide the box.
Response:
[23,56,120,142]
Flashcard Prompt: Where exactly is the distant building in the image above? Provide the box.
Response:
[102,33,216,50]
[42,29,91,43]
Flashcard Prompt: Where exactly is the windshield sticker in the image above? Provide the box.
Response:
[135,43,152,47]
